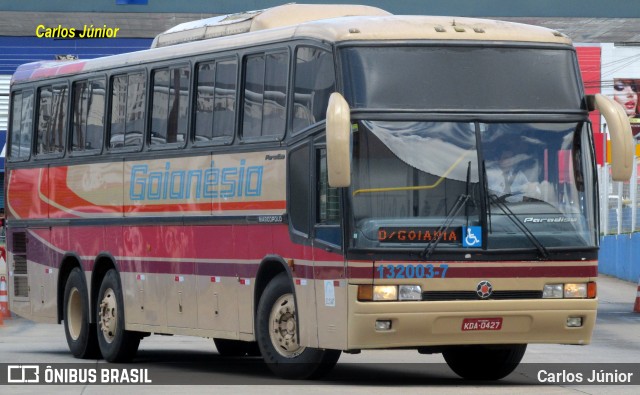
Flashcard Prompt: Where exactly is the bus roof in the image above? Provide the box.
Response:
[12,3,572,85]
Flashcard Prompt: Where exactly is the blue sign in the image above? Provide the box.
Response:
[116,0,148,5]
[462,226,482,247]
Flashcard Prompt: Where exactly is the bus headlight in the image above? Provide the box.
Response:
[358,285,422,301]
[398,285,422,301]
[373,286,398,301]
[543,284,563,298]
[543,282,595,299]
[564,283,587,298]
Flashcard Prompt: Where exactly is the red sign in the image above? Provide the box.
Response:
[461,317,503,331]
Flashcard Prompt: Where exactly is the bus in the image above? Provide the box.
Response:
[5,4,634,380]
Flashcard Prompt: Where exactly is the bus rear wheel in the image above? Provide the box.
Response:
[443,344,526,380]
[256,273,340,379]
[63,267,100,359]
[96,269,141,362]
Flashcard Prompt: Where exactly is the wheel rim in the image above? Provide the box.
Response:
[269,293,304,358]
[99,287,118,343]
[67,287,82,341]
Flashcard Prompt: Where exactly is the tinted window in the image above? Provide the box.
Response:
[195,59,237,143]
[242,51,288,140]
[289,143,310,235]
[293,47,335,133]
[243,55,265,139]
[72,79,105,152]
[36,84,67,155]
[213,60,237,140]
[341,46,581,110]
[317,148,340,224]
[151,65,190,146]
[9,90,33,160]
[110,71,146,149]
[263,52,288,136]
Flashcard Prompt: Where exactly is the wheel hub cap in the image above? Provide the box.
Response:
[99,288,117,343]
[269,293,304,358]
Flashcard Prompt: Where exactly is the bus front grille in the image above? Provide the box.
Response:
[422,290,543,301]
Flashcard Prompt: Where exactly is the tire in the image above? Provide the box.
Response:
[443,344,527,380]
[256,273,341,379]
[213,338,261,357]
[63,267,101,359]
[96,269,141,362]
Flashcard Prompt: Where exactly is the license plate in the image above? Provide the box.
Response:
[461,317,503,331]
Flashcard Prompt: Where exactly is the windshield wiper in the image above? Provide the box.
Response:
[481,162,550,260]
[421,161,471,260]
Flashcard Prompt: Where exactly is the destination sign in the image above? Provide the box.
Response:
[377,227,462,243]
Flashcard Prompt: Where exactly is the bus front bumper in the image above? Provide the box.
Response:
[347,285,597,349]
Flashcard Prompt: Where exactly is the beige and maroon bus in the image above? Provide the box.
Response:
[5,4,633,380]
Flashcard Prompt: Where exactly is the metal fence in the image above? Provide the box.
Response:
[599,156,639,235]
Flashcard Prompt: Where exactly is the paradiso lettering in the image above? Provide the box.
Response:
[130,160,263,201]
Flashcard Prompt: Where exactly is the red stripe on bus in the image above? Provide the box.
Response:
[123,200,286,213]
[24,227,596,280]
[442,265,597,278]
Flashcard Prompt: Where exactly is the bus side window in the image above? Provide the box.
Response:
[293,47,335,134]
[315,147,341,247]
[109,71,146,149]
[72,79,105,153]
[194,59,237,144]
[242,50,288,141]
[9,90,34,161]
[36,84,67,156]
[150,65,190,147]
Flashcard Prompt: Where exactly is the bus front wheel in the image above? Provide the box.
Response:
[96,269,141,362]
[443,344,526,380]
[256,273,340,379]
[63,267,100,359]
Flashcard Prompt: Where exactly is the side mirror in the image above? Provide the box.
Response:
[590,94,634,181]
[326,92,351,187]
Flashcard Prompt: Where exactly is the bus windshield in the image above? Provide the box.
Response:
[349,120,597,252]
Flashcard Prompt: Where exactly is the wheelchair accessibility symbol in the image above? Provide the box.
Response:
[462,226,482,247]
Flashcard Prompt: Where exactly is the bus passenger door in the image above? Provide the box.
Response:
[312,145,347,350]
[287,140,319,347]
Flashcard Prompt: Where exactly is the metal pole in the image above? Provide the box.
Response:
[602,125,610,234]
[632,155,637,232]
